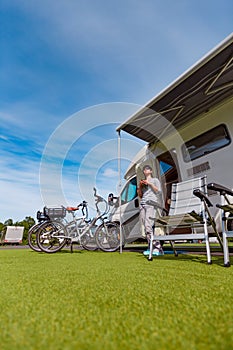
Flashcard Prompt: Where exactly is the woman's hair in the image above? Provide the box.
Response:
[143,165,152,171]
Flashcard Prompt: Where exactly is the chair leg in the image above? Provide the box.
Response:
[170,241,178,256]
[205,238,212,264]
[222,211,230,267]
[223,231,230,267]
[205,205,223,251]
[212,220,223,251]
[148,234,153,261]
[204,222,212,264]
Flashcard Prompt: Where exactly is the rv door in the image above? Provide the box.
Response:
[110,176,140,242]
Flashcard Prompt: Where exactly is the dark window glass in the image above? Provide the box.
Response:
[121,177,137,204]
[181,124,231,162]
[127,177,137,202]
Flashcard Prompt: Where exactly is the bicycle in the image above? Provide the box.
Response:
[95,221,121,252]
[36,188,109,253]
[94,193,122,252]
[28,209,50,252]
[28,206,67,252]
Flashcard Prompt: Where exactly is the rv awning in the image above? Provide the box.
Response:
[117,33,233,143]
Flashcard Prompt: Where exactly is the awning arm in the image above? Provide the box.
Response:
[118,130,123,254]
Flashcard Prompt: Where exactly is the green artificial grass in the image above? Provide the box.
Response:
[0,249,233,350]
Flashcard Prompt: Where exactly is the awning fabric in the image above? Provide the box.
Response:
[117,33,233,143]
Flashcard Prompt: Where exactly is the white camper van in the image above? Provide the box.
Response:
[109,33,233,243]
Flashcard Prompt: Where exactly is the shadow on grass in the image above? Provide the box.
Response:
[134,250,230,267]
[32,248,84,255]
[29,245,232,268]
[69,246,232,268]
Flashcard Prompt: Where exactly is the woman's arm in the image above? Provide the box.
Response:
[137,180,144,198]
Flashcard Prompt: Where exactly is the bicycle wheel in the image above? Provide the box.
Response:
[28,223,42,252]
[37,221,68,253]
[81,228,98,251]
[95,222,123,252]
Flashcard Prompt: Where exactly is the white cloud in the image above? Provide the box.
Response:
[0,105,62,142]
[0,135,9,141]
[102,168,118,178]
[0,157,42,222]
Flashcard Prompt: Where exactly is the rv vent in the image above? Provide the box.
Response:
[187,161,210,176]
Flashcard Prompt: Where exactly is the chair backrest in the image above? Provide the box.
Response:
[169,176,207,216]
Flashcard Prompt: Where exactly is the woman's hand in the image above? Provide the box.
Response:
[140,179,148,186]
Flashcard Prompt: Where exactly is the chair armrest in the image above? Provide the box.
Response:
[207,183,233,196]
[193,189,213,207]
[216,203,233,213]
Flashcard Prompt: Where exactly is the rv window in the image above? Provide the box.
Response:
[121,177,137,204]
[158,149,179,180]
[182,124,231,162]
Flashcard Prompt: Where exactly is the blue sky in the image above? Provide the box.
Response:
[0,0,232,222]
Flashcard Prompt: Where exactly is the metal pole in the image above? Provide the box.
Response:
[118,130,123,253]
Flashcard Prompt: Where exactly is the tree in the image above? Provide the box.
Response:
[4,218,13,226]
[17,216,36,244]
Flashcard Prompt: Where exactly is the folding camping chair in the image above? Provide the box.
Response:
[207,183,233,267]
[148,176,220,264]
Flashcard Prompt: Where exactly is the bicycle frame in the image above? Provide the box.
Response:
[63,188,110,248]
[37,188,110,253]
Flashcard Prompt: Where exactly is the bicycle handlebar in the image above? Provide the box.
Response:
[93,187,104,202]
[65,188,109,219]
[65,201,88,218]
[93,187,109,216]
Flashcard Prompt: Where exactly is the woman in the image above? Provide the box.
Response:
[137,165,164,256]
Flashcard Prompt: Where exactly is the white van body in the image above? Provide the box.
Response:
[110,34,233,242]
